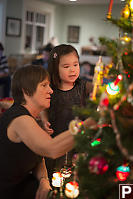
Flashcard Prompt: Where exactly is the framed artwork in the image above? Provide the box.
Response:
[6,17,22,37]
[67,25,80,43]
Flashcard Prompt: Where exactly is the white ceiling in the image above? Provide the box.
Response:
[51,0,122,5]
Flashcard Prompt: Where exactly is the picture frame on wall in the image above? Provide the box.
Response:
[67,25,80,43]
[6,17,22,37]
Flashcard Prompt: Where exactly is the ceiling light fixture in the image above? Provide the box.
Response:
[69,0,77,2]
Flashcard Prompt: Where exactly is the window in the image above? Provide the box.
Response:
[24,11,46,53]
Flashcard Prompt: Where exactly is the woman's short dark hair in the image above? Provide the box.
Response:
[48,44,79,88]
[12,65,49,104]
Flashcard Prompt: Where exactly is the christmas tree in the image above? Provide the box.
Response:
[48,0,133,198]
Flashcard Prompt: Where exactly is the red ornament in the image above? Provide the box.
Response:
[102,98,109,107]
[89,156,108,175]
[99,92,109,108]
[116,165,130,181]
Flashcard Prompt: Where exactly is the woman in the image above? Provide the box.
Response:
[0,65,75,199]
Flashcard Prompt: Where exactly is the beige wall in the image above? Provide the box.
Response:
[1,0,123,56]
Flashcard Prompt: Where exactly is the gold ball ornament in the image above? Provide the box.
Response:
[69,120,79,135]
[121,4,130,19]
[69,119,83,135]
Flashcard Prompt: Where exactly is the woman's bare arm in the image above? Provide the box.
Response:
[8,115,74,159]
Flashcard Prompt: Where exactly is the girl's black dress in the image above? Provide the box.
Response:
[46,79,92,181]
[0,103,42,199]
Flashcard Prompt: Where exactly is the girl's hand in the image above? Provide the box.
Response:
[35,178,52,199]
[83,117,97,129]
[44,121,54,135]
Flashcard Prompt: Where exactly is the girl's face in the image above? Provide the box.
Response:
[59,52,80,86]
[31,78,53,109]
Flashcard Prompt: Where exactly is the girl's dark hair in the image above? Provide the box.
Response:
[48,44,79,88]
[12,65,49,104]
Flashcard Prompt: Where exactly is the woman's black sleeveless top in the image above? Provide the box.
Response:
[0,103,42,195]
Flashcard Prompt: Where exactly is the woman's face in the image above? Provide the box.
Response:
[32,78,53,109]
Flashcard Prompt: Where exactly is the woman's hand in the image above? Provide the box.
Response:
[35,178,52,199]
[44,121,54,135]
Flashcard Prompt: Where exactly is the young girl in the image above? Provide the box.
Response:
[45,44,93,181]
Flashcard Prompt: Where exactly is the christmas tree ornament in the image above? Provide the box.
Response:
[60,166,72,178]
[106,82,120,95]
[92,56,104,100]
[121,4,130,19]
[89,156,109,174]
[65,181,79,198]
[100,92,109,107]
[120,32,131,44]
[69,117,83,135]
[52,172,64,187]
[116,165,130,181]
[106,74,123,95]
[107,0,114,19]
[97,92,109,112]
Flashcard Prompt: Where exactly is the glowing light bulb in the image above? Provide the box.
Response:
[106,82,119,95]
[120,33,131,43]
[91,138,101,147]
[65,181,79,198]
[121,4,130,19]
[52,172,63,187]
[130,0,133,11]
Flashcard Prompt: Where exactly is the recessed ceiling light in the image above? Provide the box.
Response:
[69,0,77,2]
